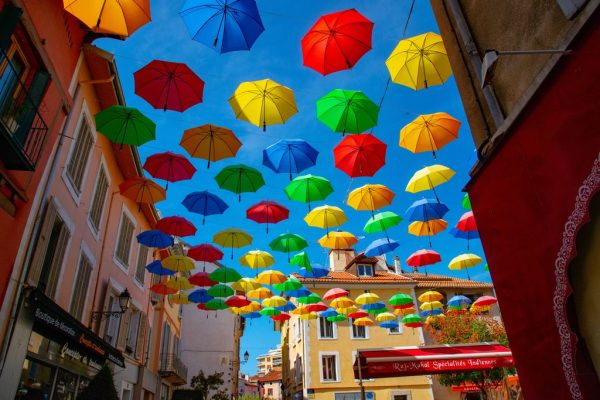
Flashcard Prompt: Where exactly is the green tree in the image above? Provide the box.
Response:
[76,364,118,400]
[190,370,227,400]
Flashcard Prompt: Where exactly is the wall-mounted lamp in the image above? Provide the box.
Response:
[91,289,131,321]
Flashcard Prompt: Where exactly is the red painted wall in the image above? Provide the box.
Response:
[469,13,600,400]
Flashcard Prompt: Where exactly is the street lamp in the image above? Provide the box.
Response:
[243,350,250,364]
[91,289,131,321]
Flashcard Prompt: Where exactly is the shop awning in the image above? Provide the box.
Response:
[354,343,513,379]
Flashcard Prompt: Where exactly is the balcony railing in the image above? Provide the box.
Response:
[159,353,188,386]
[0,50,48,171]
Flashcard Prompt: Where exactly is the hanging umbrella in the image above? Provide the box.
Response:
[406,165,456,202]
[209,267,243,283]
[166,276,194,291]
[389,293,414,307]
[406,249,442,274]
[276,302,297,312]
[297,293,321,305]
[241,312,262,319]
[462,193,472,210]
[304,205,347,235]
[301,9,373,75]
[180,124,242,168]
[161,255,196,272]
[63,0,151,36]
[364,211,402,235]
[408,220,448,247]
[182,191,228,224]
[262,296,288,308]
[355,292,380,305]
[240,301,263,313]
[260,307,281,317]
[271,312,291,322]
[347,184,394,214]
[316,89,379,134]
[375,312,397,322]
[272,276,302,292]
[246,201,289,233]
[143,152,196,189]
[150,283,178,295]
[334,133,387,178]
[318,231,357,250]
[353,317,374,326]
[239,250,275,269]
[269,233,308,261]
[449,228,480,240]
[286,287,312,298]
[319,308,339,318]
[263,139,319,180]
[290,251,311,271]
[187,244,224,271]
[380,321,399,329]
[448,253,483,279]
[95,105,155,147]
[157,216,197,237]
[256,270,287,285]
[323,288,349,301]
[229,79,298,131]
[299,312,319,321]
[189,272,217,287]
[399,112,461,158]
[207,284,234,298]
[336,305,359,316]
[401,313,423,328]
[418,291,443,303]
[215,164,265,201]
[285,174,334,210]
[363,301,386,311]
[213,228,253,259]
[188,289,214,303]
[119,177,166,207]
[394,307,417,316]
[420,301,444,311]
[247,287,273,300]
[448,295,472,308]
[348,310,369,319]
[330,296,354,309]
[298,266,329,279]
[169,294,192,305]
[422,309,444,317]
[179,0,265,53]
[386,32,452,90]
[291,306,312,316]
[205,298,229,310]
[364,238,399,257]
[231,278,261,292]
[226,295,251,308]
[145,260,176,276]
[306,302,328,313]
[136,230,174,248]
[328,315,347,322]
[457,211,477,231]
[405,198,450,222]
[473,295,498,307]
[134,60,204,112]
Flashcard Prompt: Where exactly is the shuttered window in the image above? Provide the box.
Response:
[88,167,108,232]
[115,213,134,268]
[125,309,141,356]
[69,251,93,321]
[66,118,94,194]
[104,296,120,346]
[321,354,338,381]
[135,245,148,284]
[351,319,367,339]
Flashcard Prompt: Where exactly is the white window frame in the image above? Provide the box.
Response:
[68,241,95,321]
[87,157,111,240]
[318,316,337,340]
[113,205,137,273]
[357,264,374,277]
[350,319,369,340]
[388,317,404,335]
[319,351,340,383]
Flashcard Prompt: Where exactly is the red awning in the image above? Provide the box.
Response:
[354,343,513,379]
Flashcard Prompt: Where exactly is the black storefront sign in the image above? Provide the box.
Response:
[28,288,125,368]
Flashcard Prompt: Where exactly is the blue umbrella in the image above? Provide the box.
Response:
[276,301,297,312]
[262,139,319,180]
[182,190,229,224]
[299,266,329,278]
[145,260,177,276]
[285,287,312,298]
[405,198,449,222]
[189,289,214,303]
[319,308,338,318]
[179,0,265,54]
[137,230,174,248]
[380,321,399,329]
[364,238,399,257]
[448,228,480,250]
[241,311,262,319]
[363,301,386,311]
[421,308,444,317]
[447,295,472,307]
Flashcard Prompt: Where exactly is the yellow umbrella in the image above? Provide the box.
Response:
[165,276,194,291]
[239,250,275,269]
[353,317,374,326]
[386,32,452,90]
[63,0,152,37]
[291,306,312,316]
[247,287,273,300]
[213,228,253,259]
[229,79,298,131]
[394,307,417,316]
[400,112,461,158]
[168,293,191,305]
[161,255,195,272]
[330,297,355,309]
[347,184,395,212]
[256,270,287,285]
[448,253,483,280]
[406,165,456,203]
[418,291,444,302]
[230,307,245,315]
[419,301,444,311]
[336,305,359,315]
[375,312,397,322]
[355,292,380,305]
[408,219,448,236]
[299,312,319,320]
[304,205,348,235]
[262,296,288,308]
[231,278,261,292]
[240,301,263,313]
[318,231,358,250]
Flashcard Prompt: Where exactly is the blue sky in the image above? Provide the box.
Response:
[97,0,488,375]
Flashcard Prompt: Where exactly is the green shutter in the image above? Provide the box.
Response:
[0,4,22,53]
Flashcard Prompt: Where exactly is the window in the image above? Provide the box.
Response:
[88,166,109,233]
[318,317,335,339]
[268,388,273,395]
[125,309,141,356]
[115,211,135,268]
[69,250,93,321]
[357,264,373,276]
[135,245,148,284]
[334,394,371,400]
[320,353,338,382]
[351,319,368,339]
[160,384,169,400]
[65,117,94,194]
[389,318,403,335]
[104,296,121,346]
[161,322,171,356]
[393,396,409,400]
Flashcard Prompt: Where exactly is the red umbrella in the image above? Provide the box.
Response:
[189,271,217,287]
[333,133,387,177]
[157,216,197,237]
[473,296,497,307]
[225,295,251,308]
[391,303,414,310]
[271,312,291,322]
[305,302,328,313]
[246,200,289,233]
[456,211,477,231]
[348,310,368,319]
[197,303,210,311]
[150,283,177,295]
[134,59,204,112]
[301,9,374,75]
[323,288,349,301]
[143,152,196,189]
[406,249,442,274]
[187,244,224,271]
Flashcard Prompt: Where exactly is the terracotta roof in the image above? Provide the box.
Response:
[403,273,494,289]
[257,370,282,382]
[294,270,415,284]
[345,252,378,269]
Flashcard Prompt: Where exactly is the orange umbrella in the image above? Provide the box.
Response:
[63,0,151,37]
[180,124,242,168]
[399,112,460,158]
[119,177,166,208]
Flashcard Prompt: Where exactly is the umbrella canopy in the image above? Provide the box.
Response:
[180,124,242,168]
[290,251,311,270]
[229,79,298,131]
[269,233,308,261]
[260,307,281,317]
[240,301,263,313]
[95,105,155,147]
[355,292,380,305]
[448,295,472,308]
[161,255,195,272]
[205,298,229,310]
[323,288,349,301]
[209,267,242,283]
[394,307,417,316]
[298,266,329,279]
[285,287,312,298]
[188,289,214,303]
[230,278,261,292]
[362,301,386,311]
[166,276,194,291]
[318,231,357,249]
[304,205,347,234]
[330,296,354,309]
[473,295,498,307]
[179,0,264,53]
[143,152,196,189]
[301,9,373,75]
[306,302,328,313]
[334,133,387,178]
[189,272,217,287]
[157,216,197,237]
[457,211,477,231]
[119,177,166,205]
[386,32,452,90]
[213,228,253,258]
[299,312,319,320]
[449,228,480,240]
[226,295,251,308]
[375,312,397,322]
[207,284,235,298]
[297,293,321,305]
[247,287,273,300]
[408,219,448,237]
[347,184,394,213]
[246,201,289,233]
[420,301,444,311]
[239,250,275,269]
[405,198,450,222]
[353,317,374,326]
[145,260,176,276]
[389,293,414,307]
[399,112,461,158]
[336,305,359,316]
[276,302,297,313]
[418,291,443,302]
[462,193,472,210]
[182,191,228,224]
[317,89,379,134]
[262,296,288,308]
[134,60,204,112]
[380,321,400,329]
[406,249,442,268]
[150,283,178,295]
[240,311,262,319]
[136,230,173,248]
[63,0,151,36]
[328,314,348,322]
[364,211,402,234]
[256,270,287,285]
[263,139,319,180]
[169,294,191,305]
[215,164,265,201]
[319,308,339,318]
[271,312,291,322]
[406,165,456,202]
[364,238,399,257]
[422,309,444,317]
[272,276,302,292]
[285,174,334,210]
[448,253,483,270]
[401,313,423,327]
[348,310,369,319]
[187,244,224,263]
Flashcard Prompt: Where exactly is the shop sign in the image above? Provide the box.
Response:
[365,356,514,378]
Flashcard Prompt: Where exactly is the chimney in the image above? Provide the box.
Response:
[393,256,403,275]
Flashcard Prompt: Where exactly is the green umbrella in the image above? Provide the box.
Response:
[260,307,281,317]
[285,174,333,210]
[389,293,414,306]
[297,293,321,305]
[269,233,308,261]
[273,276,303,292]
[401,314,422,324]
[483,263,489,271]
[209,267,242,283]
[316,89,379,135]
[290,251,312,272]
[207,284,234,298]
[95,105,156,147]
[364,211,402,234]
[327,314,347,322]
[205,298,229,310]
[366,307,388,315]
[462,193,472,210]
[215,164,265,201]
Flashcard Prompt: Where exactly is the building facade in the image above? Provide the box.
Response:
[257,344,283,376]
[428,1,600,399]
[257,369,283,400]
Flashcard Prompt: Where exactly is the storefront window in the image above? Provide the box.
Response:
[15,358,55,400]
[52,368,78,400]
